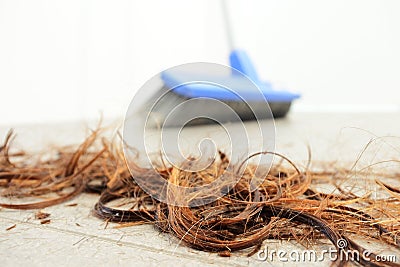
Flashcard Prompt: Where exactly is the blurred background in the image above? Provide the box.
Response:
[1,0,399,125]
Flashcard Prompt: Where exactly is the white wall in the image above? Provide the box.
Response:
[0,0,399,125]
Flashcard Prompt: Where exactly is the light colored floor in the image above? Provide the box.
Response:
[1,112,399,266]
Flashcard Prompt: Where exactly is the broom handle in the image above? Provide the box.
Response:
[220,0,235,51]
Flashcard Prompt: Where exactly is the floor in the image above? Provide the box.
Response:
[1,112,399,266]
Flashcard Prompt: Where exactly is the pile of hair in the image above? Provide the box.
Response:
[0,129,399,267]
